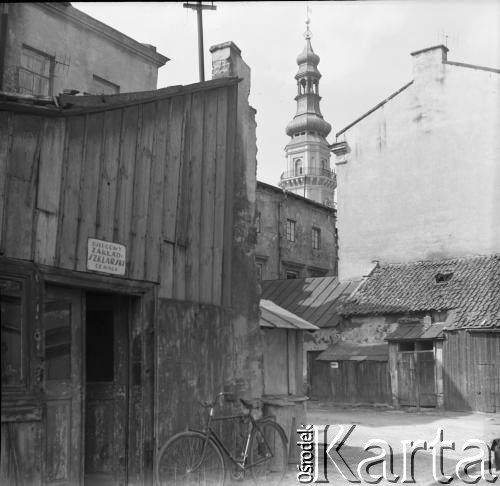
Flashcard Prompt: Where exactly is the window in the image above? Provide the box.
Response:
[435,272,453,283]
[256,263,263,281]
[312,227,321,249]
[286,271,299,279]
[19,45,53,96]
[286,219,296,242]
[91,75,120,95]
[294,159,303,176]
[1,277,26,387]
[256,211,261,233]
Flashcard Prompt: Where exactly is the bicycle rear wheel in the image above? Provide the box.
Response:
[249,420,288,486]
[156,431,225,486]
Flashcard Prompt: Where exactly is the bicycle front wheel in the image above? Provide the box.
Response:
[156,431,225,486]
[249,420,288,486]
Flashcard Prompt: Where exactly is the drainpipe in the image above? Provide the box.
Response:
[0,4,8,91]
[277,200,282,279]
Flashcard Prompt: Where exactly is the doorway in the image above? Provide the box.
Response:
[42,286,131,485]
[397,340,436,408]
[84,293,129,486]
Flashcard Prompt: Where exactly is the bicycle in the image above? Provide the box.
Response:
[155,392,288,486]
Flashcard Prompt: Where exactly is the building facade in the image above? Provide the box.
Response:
[255,181,337,280]
[0,3,168,97]
[333,45,500,281]
[0,43,262,485]
[279,20,336,206]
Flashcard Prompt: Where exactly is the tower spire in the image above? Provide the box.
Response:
[279,17,336,206]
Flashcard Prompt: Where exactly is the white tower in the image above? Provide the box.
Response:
[279,19,335,206]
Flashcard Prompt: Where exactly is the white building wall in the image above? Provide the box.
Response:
[335,46,500,280]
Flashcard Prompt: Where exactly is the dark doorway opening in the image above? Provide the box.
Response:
[84,293,129,486]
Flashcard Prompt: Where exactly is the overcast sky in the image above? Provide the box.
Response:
[73,1,499,186]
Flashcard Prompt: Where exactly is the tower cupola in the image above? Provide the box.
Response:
[280,18,335,206]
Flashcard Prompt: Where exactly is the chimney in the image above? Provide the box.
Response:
[410,45,448,80]
[209,41,250,101]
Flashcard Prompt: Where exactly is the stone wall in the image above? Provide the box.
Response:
[255,182,337,280]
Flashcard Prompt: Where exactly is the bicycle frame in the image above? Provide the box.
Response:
[188,409,278,474]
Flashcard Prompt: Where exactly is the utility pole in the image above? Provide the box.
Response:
[183,2,216,82]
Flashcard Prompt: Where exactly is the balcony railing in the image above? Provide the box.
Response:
[280,167,335,180]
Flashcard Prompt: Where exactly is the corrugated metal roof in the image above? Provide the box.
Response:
[386,322,446,341]
[260,300,319,330]
[261,277,361,328]
[340,255,500,330]
[317,341,389,362]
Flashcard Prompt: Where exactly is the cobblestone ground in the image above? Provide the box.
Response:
[279,402,500,486]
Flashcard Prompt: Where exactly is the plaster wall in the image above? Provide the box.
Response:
[336,48,500,280]
[3,3,163,95]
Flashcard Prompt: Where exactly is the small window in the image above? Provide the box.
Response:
[286,271,299,279]
[44,300,72,381]
[19,45,53,96]
[256,211,261,233]
[91,75,120,95]
[286,219,296,242]
[1,277,25,386]
[256,263,263,281]
[431,311,448,323]
[435,272,453,283]
[399,342,414,352]
[416,340,434,351]
[312,227,321,249]
[294,159,303,176]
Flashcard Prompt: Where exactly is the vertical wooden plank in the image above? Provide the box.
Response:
[96,109,122,242]
[222,85,237,307]
[75,112,104,272]
[129,102,155,280]
[3,114,41,260]
[0,111,12,253]
[159,95,186,299]
[184,91,204,302]
[36,118,66,213]
[287,330,297,394]
[212,88,228,306]
[199,90,218,303]
[114,105,139,262]
[57,115,86,269]
[173,94,193,301]
[145,99,170,282]
[34,118,66,265]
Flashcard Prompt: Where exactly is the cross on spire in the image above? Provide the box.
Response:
[304,4,312,39]
[183,2,217,82]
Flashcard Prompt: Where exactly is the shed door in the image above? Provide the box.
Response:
[397,349,436,408]
[43,285,83,484]
[85,294,129,485]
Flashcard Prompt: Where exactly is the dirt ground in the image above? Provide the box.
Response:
[280,401,500,486]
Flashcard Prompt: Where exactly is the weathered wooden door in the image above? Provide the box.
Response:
[43,285,83,484]
[84,294,129,485]
[397,352,417,407]
[398,350,436,408]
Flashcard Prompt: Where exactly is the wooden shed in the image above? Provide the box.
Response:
[0,50,261,485]
[313,341,392,404]
[259,299,318,463]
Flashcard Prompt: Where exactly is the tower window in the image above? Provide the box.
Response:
[286,219,296,242]
[312,227,321,249]
[256,211,261,233]
[294,159,303,176]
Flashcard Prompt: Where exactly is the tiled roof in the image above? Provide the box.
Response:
[261,276,360,328]
[340,255,500,330]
